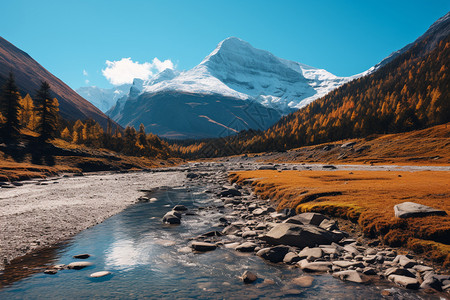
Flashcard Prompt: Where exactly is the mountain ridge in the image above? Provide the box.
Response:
[0,36,111,127]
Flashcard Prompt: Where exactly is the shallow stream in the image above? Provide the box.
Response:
[0,184,436,299]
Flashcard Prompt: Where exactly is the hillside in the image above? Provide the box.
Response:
[172,19,449,157]
[0,36,111,127]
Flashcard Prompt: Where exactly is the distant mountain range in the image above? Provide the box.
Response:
[0,37,111,127]
[80,37,367,139]
[172,12,449,157]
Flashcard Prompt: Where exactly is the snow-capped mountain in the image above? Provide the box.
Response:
[139,37,354,113]
[103,37,363,139]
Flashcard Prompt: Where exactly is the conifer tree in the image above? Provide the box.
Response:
[0,72,21,143]
[35,81,59,142]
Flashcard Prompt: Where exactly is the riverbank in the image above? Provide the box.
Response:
[0,170,185,271]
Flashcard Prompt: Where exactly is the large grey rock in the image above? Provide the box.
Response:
[393,255,416,268]
[90,271,111,278]
[394,202,447,218]
[191,242,217,252]
[284,212,329,226]
[388,275,420,289]
[162,212,181,224]
[385,267,416,278]
[333,270,369,283]
[333,261,364,269]
[173,205,188,211]
[283,252,301,264]
[67,261,93,270]
[219,188,242,197]
[298,247,323,260]
[256,246,290,263]
[235,242,257,252]
[298,260,332,272]
[261,223,339,248]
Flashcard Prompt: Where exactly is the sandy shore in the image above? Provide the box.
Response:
[0,171,185,271]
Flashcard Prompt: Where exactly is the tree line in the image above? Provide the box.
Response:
[171,35,449,158]
[0,73,171,162]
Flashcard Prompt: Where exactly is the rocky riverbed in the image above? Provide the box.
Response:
[170,162,450,297]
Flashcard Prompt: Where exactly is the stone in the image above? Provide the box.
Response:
[252,208,267,216]
[333,270,369,283]
[222,224,242,235]
[257,246,290,263]
[413,265,433,273]
[235,242,257,252]
[90,271,111,278]
[219,188,242,197]
[173,205,188,211]
[298,247,323,260]
[318,219,339,231]
[73,253,90,259]
[298,260,332,272]
[67,261,93,270]
[343,245,360,256]
[191,242,217,252]
[241,231,258,238]
[241,271,257,283]
[261,223,339,248]
[362,267,377,275]
[333,261,364,269]
[291,275,314,287]
[162,212,181,224]
[44,269,58,274]
[394,202,447,218]
[284,212,329,226]
[388,275,420,289]
[420,277,443,291]
[385,267,416,278]
[394,255,416,268]
[283,252,301,264]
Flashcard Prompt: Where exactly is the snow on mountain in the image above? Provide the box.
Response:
[140,37,354,113]
[76,84,131,112]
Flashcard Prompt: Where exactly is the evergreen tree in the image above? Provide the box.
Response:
[0,72,21,143]
[35,81,59,142]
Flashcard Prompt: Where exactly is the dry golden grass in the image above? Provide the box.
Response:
[0,159,79,181]
[253,123,450,166]
[230,170,450,267]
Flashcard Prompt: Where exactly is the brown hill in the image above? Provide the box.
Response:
[0,36,110,127]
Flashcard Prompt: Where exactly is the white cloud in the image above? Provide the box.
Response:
[85,79,90,84]
[102,57,174,86]
[83,69,88,76]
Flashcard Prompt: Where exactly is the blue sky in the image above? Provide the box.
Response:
[1,0,449,89]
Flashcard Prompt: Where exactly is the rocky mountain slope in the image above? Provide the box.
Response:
[0,36,111,127]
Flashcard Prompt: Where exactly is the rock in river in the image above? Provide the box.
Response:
[241,271,258,283]
[235,242,257,252]
[162,212,181,224]
[256,246,290,263]
[191,242,217,252]
[90,271,111,278]
[333,270,369,284]
[173,205,188,211]
[394,202,447,218]
[67,261,93,270]
[261,223,339,248]
[73,253,90,259]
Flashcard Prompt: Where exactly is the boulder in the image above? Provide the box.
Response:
[256,246,290,263]
[241,231,258,238]
[333,270,369,283]
[241,271,258,283]
[393,255,416,268]
[67,261,93,270]
[222,224,242,235]
[235,242,257,252]
[191,242,217,252]
[162,212,181,224]
[261,223,339,248]
[333,261,364,269]
[385,267,416,278]
[298,260,332,272]
[318,219,339,231]
[219,189,242,197]
[388,275,420,289]
[394,202,447,218]
[283,252,301,264]
[420,277,443,291]
[173,205,188,211]
[298,247,323,260]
